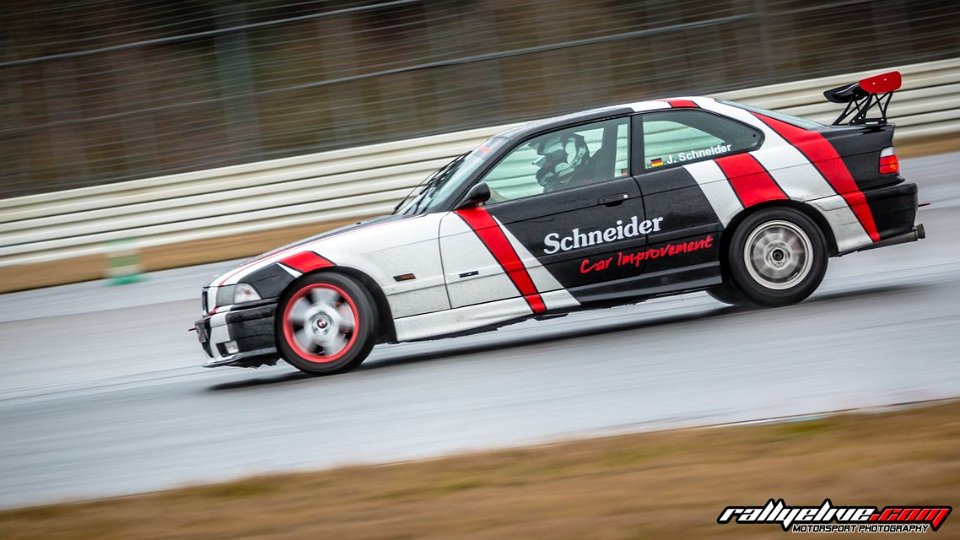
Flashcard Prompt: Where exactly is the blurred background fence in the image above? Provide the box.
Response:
[2,0,959,198]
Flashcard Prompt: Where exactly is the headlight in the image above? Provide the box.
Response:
[215,286,233,308]
[215,283,261,308]
[234,283,261,304]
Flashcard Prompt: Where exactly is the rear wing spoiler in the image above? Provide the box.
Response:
[824,71,901,126]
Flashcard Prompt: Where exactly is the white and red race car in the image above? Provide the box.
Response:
[195,73,922,375]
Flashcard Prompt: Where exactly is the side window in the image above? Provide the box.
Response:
[642,110,761,170]
[481,117,630,203]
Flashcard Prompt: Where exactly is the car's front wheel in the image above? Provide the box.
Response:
[727,207,828,307]
[276,273,377,375]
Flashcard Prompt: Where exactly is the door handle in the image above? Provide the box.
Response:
[599,193,630,206]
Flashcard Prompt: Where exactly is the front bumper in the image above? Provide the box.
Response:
[195,300,279,368]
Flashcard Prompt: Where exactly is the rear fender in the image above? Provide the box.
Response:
[720,201,839,276]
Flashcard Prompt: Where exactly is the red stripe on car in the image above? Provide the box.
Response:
[455,207,546,314]
[213,246,304,286]
[280,251,334,273]
[714,153,788,207]
[667,99,698,108]
[753,113,880,242]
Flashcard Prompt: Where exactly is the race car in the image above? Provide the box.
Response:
[194,71,922,375]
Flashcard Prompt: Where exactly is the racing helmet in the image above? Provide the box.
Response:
[530,133,590,191]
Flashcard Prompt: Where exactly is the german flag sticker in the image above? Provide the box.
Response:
[650,158,664,168]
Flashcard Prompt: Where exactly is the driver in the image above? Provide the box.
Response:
[531,132,591,193]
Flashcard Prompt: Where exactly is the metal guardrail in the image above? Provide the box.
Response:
[721,58,960,139]
[1,58,958,269]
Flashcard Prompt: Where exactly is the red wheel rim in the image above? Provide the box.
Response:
[282,283,359,363]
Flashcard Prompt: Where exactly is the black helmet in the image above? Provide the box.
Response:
[531,133,590,191]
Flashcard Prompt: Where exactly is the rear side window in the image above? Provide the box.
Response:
[641,110,762,170]
[719,99,823,129]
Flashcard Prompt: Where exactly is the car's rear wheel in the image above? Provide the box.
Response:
[727,207,827,307]
[705,282,747,305]
[276,273,376,375]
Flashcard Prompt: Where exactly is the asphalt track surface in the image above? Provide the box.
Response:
[2,153,959,509]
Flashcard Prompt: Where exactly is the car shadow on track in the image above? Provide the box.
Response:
[363,283,932,372]
[208,370,311,390]
[207,282,928,391]
[805,283,929,305]
[361,305,746,372]
[206,302,743,391]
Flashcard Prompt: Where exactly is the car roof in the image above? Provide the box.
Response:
[494,97,715,142]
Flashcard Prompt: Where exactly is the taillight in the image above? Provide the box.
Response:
[879,147,899,174]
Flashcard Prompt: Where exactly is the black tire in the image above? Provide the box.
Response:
[727,207,828,307]
[706,281,748,305]
[276,272,377,375]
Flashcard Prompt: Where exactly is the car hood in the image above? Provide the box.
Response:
[205,213,413,287]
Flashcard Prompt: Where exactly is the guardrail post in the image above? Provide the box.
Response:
[214,0,262,159]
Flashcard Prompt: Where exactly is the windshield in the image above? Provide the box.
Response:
[395,136,509,215]
[719,99,824,129]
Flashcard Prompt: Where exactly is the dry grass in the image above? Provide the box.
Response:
[2,401,958,539]
[896,135,960,158]
[0,218,369,293]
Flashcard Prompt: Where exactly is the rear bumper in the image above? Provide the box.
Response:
[840,181,921,255]
[866,181,919,241]
[195,301,279,368]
